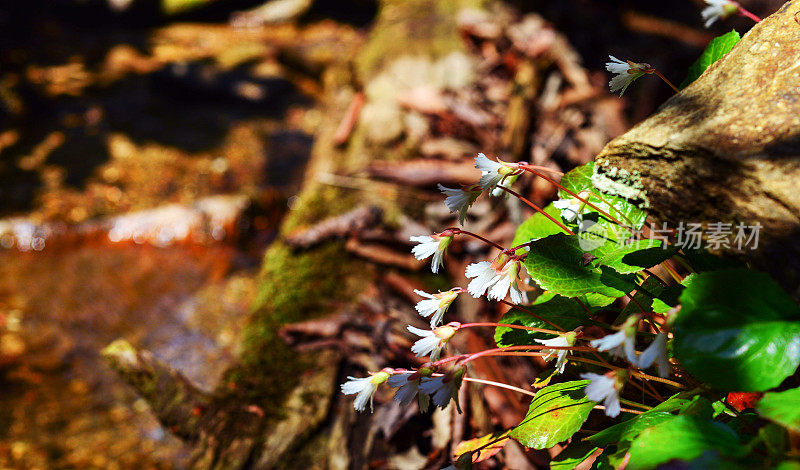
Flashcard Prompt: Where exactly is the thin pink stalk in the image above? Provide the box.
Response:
[498,298,566,332]
[652,69,680,93]
[446,228,504,250]
[737,4,761,22]
[463,377,536,397]
[459,322,562,336]
[494,185,575,235]
[519,164,629,227]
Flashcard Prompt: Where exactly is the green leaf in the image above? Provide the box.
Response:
[453,431,509,463]
[626,415,744,470]
[758,387,800,432]
[680,30,741,89]
[558,162,647,231]
[524,234,636,298]
[509,380,595,449]
[511,203,565,254]
[673,269,800,391]
[587,412,676,447]
[592,239,677,274]
[552,441,598,469]
[495,296,588,346]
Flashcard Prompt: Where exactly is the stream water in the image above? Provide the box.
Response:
[0,5,317,468]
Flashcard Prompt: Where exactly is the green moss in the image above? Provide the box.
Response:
[227,241,371,409]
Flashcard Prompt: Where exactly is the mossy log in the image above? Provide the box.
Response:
[595,0,800,294]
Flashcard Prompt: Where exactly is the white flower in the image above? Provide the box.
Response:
[411,232,454,273]
[702,0,738,27]
[414,288,459,327]
[420,367,465,412]
[465,256,523,303]
[387,369,432,412]
[590,315,639,363]
[606,56,651,96]
[408,323,460,361]
[341,368,392,412]
[581,371,626,418]
[438,184,481,225]
[553,197,582,223]
[535,332,577,374]
[637,332,670,378]
[474,153,522,193]
[491,174,519,197]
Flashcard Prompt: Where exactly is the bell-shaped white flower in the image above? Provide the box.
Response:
[702,0,738,27]
[637,332,670,377]
[387,367,433,412]
[581,370,627,418]
[606,56,652,96]
[414,288,460,327]
[411,231,454,273]
[474,153,523,193]
[341,368,392,412]
[465,255,523,303]
[419,366,465,412]
[438,184,481,225]
[408,322,460,361]
[535,332,577,374]
[552,197,583,223]
[491,174,520,197]
[590,315,639,363]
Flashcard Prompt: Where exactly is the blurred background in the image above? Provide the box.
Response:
[0,0,780,468]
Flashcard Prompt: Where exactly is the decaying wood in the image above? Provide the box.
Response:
[595,0,800,294]
[102,339,212,441]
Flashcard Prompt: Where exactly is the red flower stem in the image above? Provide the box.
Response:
[520,165,564,176]
[494,185,575,235]
[652,69,680,93]
[462,377,536,397]
[738,5,761,22]
[445,228,505,250]
[498,298,566,332]
[462,345,596,366]
[519,165,628,228]
[459,322,562,336]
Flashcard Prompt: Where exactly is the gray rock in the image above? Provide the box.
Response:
[595,0,800,293]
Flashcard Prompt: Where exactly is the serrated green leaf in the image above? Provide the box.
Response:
[680,30,741,89]
[592,239,677,274]
[758,387,800,433]
[511,203,565,254]
[552,441,598,469]
[626,415,744,469]
[509,380,595,449]
[524,234,636,298]
[495,296,588,346]
[673,269,800,391]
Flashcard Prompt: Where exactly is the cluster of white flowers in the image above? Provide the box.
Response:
[342,150,674,434]
[465,255,524,303]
